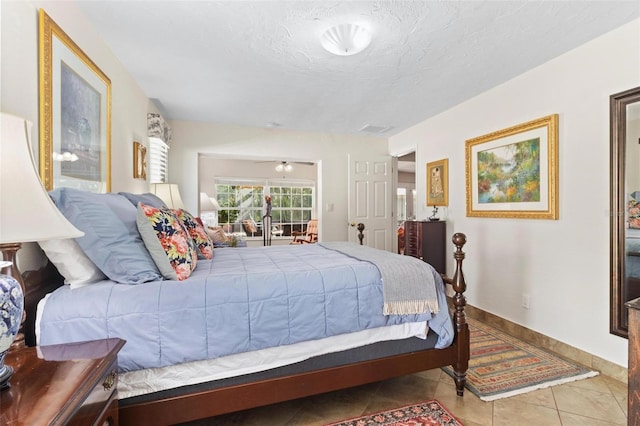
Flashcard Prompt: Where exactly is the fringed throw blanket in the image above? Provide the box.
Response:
[320,242,439,315]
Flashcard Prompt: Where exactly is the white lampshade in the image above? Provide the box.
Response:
[0,113,84,244]
[209,197,221,211]
[199,192,219,212]
[321,23,372,56]
[150,183,185,209]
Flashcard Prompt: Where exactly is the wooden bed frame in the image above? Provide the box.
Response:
[22,233,469,425]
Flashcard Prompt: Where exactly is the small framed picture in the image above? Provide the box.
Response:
[133,141,147,180]
[426,158,448,206]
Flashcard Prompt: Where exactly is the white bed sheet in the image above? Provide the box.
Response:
[118,321,428,399]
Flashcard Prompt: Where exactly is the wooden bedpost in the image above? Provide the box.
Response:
[449,233,469,396]
[357,223,365,245]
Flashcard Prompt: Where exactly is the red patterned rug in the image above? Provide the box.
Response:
[442,318,598,401]
[324,400,463,426]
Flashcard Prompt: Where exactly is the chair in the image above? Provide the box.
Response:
[241,219,261,236]
[290,219,318,244]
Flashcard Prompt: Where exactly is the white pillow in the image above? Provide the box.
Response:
[38,239,106,289]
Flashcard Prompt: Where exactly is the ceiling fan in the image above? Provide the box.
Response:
[256,160,315,172]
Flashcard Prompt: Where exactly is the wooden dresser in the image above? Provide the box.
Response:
[403,220,446,274]
[0,338,125,425]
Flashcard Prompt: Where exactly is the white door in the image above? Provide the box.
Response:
[347,154,394,251]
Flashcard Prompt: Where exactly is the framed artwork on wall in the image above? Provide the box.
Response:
[133,141,147,180]
[38,9,111,193]
[465,114,559,219]
[426,158,448,206]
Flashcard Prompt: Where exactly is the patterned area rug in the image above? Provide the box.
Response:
[325,400,463,426]
[443,318,599,401]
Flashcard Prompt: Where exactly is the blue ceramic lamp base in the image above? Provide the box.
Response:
[0,364,13,389]
[0,273,24,391]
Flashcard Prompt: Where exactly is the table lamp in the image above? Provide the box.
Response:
[150,183,185,209]
[199,192,220,227]
[0,113,84,387]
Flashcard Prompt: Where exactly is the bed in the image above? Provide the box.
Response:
[21,188,469,425]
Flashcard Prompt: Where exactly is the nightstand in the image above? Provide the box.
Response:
[0,338,125,425]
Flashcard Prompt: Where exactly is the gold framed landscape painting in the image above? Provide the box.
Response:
[426,158,448,206]
[38,9,111,192]
[465,114,559,219]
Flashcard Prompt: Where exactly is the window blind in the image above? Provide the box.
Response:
[149,137,169,183]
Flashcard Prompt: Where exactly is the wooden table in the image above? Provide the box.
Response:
[0,338,125,425]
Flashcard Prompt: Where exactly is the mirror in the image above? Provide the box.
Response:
[611,86,640,338]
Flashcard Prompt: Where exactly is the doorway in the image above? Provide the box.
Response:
[397,151,417,221]
[395,151,416,254]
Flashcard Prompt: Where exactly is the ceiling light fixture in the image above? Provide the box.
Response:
[321,23,372,56]
[275,162,293,173]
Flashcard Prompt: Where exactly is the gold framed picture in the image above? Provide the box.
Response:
[133,141,147,180]
[38,9,111,192]
[465,114,559,219]
[426,158,448,206]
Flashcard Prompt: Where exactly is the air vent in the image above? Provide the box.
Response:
[359,124,394,134]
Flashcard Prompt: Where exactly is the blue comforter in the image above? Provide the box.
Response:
[38,244,453,372]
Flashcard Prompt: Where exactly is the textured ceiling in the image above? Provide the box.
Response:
[76,1,640,137]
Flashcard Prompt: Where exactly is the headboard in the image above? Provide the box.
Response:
[22,262,64,346]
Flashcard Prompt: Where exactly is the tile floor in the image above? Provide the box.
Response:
[183,368,627,425]
[180,313,629,426]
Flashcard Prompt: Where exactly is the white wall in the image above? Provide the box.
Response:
[3,0,637,368]
[199,157,318,197]
[1,0,152,269]
[1,0,150,194]
[390,19,640,368]
[169,120,387,242]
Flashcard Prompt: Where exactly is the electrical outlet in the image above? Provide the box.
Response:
[522,294,530,309]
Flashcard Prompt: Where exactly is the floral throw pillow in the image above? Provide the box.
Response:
[136,203,197,281]
[174,209,214,260]
[629,198,640,229]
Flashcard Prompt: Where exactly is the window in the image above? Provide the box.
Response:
[216,183,264,226]
[270,185,313,224]
[215,179,315,237]
[148,137,169,183]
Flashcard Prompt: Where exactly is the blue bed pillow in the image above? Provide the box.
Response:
[118,192,167,209]
[49,188,163,284]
